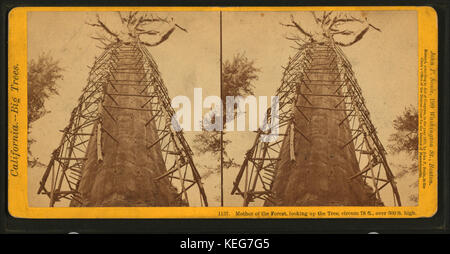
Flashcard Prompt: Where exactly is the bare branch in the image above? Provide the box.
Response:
[285,36,302,42]
[127,12,132,24]
[175,23,188,33]
[90,36,109,46]
[322,11,332,25]
[117,12,125,24]
[311,11,321,24]
[128,11,138,25]
[135,15,178,34]
[280,22,296,28]
[137,30,160,35]
[334,26,370,47]
[332,16,364,27]
[88,12,187,47]
[286,15,313,38]
[350,15,364,22]
[89,14,119,39]
[368,22,381,32]
[85,21,100,28]
[331,29,354,36]
[141,26,176,47]
[139,16,170,25]
[326,15,338,30]
[285,33,306,44]
[290,18,312,37]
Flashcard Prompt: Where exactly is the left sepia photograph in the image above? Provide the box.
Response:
[27,11,221,207]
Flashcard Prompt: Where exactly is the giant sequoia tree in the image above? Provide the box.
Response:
[232,12,401,207]
[274,12,384,206]
[38,12,209,207]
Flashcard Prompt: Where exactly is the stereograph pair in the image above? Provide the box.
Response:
[7,7,438,219]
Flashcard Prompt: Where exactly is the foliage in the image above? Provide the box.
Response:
[27,53,64,166]
[193,131,225,156]
[194,53,259,174]
[222,53,259,99]
[388,105,419,203]
[389,105,419,158]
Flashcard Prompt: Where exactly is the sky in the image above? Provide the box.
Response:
[27,10,417,207]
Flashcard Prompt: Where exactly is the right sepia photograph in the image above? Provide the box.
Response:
[222,11,418,207]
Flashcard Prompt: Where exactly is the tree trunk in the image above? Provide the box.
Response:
[266,44,383,206]
[71,44,182,207]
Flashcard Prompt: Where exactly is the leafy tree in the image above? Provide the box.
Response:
[222,53,259,99]
[388,105,418,202]
[194,53,260,175]
[389,105,418,157]
[27,53,64,167]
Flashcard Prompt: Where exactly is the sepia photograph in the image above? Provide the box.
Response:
[27,11,220,207]
[222,11,418,207]
[26,10,418,208]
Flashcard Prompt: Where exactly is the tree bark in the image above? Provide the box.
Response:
[70,44,182,207]
[266,44,383,206]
